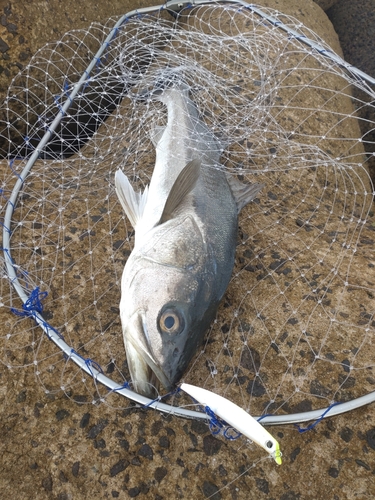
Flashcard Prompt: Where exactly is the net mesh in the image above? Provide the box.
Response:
[0,4,374,425]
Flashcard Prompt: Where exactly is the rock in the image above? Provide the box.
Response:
[137,443,153,460]
[55,408,70,421]
[79,412,91,428]
[154,466,168,483]
[328,0,375,183]
[0,0,159,155]
[202,481,222,499]
[0,37,9,53]
[328,0,375,78]
[314,0,339,9]
[366,427,375,449]
[109,459,129,477]
[87,418,109,439]
[203,434,223,456]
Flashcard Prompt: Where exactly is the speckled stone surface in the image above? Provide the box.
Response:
[2,368,375,499]
[0,0,158,155]
[0,1,375,499]
[314,0,339,10]
[328,0,375,183]
[0,0,342,110]
[328,0,375,78]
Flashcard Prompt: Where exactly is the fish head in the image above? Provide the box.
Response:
[119,216,218,398]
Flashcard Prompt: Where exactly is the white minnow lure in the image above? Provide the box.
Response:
[181,383,282,465]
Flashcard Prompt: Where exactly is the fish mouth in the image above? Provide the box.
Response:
[123,313,173,398]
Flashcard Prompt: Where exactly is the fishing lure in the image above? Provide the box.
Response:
[181,383,282,464]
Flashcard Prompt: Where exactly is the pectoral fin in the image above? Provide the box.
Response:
[226,174,264,213]
[159,159,201,225]
[115,169,149,229]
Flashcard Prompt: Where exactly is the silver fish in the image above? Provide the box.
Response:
[115,78,262,397]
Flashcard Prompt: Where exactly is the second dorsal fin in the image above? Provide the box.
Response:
[226,174,264,213]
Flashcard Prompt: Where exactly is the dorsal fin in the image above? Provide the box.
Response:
[226,174,264,213]
[150,124,166,147]
[159,159,201,225]
[115,169,148,229]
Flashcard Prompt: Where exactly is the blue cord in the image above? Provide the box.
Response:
[295,402,342,433]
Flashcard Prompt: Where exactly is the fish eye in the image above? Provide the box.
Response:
[158,307,185,335]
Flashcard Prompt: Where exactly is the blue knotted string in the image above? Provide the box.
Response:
[1,247,15,265]
[82,70,92,90]
[141,387,180,408]
[112,380,130,392]
[63,79,73,104]
[0,188,14,208]
[223,426,242,441]
[257,413,274,423]
[43,322,65,341]
[11,287,47,317]
[143,395,163,408]
[86,358,104,376]
[132,386,183,409]
[69,348,104,377]
[205,405,224,435]
[182,387,242,440]
[54,94,65,115]
[204,405,241,440]
[9,158,24,183]
[10,286,65,341]
[0,220,11,234]
[295,402,342,433]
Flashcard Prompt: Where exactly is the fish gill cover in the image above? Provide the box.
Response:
[0,0,374,475]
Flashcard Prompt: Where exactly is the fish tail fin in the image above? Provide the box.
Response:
[115,169,148,229]
[134,69,190,102]
[153,68,189,94]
